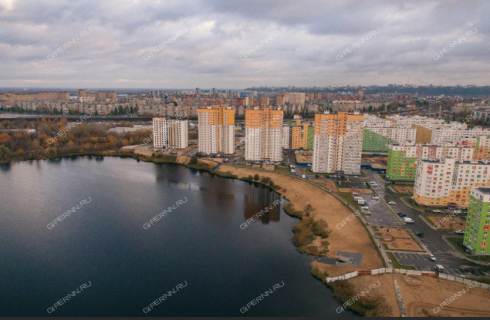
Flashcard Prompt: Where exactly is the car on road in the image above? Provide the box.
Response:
[455,230,465,234]
[388,201,396,205]
[434,265,448,273]
[432,209,442,213]
[361,206,369,210]
[403,217,415,223]
[397,212,407,217]
[429,254,436,261]
[372,195,379,200]
[415,231,424,237]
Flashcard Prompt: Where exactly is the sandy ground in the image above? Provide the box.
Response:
[336,274,400,317]
[218,164,384,276]
[395,274,490,317]
[428,216,465,230]
[262,164,275,171]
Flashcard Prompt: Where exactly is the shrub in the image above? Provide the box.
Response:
[189,156,198,165]
[254,174,260,181]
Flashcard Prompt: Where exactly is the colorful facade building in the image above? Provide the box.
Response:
[386,144,474,181]
[197,107,235,155]
[312,112,364,175]
[413,158,490,207]
[362,127,416,152]
[464,187,490,255]
[244,107,284,162]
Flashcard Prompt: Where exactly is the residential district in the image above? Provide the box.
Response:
[2,86,490,282]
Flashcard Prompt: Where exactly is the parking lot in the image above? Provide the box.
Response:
[391,251,490,276]
[359,193,401,227]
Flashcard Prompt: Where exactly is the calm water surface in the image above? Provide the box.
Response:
[0,157,355,317]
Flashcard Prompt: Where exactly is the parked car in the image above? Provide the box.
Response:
[372,195,380,200]
[455,230,465,234]
[433,209,442,213]
[429,254,436,261]
[388,201,396,205]
[434,265,448,273]
[361,206,369,210]
[415,232,425,237]
[448,202,458,207]
[397,212,407,217]
[370,181,377,185]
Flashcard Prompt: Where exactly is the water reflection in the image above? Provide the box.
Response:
[244,186,281,224]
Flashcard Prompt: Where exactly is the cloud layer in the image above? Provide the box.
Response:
[0,0,488,88]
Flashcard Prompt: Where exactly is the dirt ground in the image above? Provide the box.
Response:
[262,164,275,171]
[428,216,465,230]
[218,164,384,277]
[295,152,313,163]
[395,274,490,317]
[393,185,414,194]
[376,226,423,251]
[362,156,388,169]
[311,179,338,192]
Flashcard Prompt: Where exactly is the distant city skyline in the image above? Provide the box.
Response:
[0,0,487,88]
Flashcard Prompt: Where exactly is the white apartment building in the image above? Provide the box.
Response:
[197,107,235,155]
[389,144,474,161]
[244,108,283,162]
[282,125,290,149]
[312,112,364,175]
[431,127,490,144]
[414,157,490,207]
[366,127,416,145]
[386,115,446,128]
[153,118,188,149]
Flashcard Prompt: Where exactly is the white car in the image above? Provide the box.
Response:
[388,201,396,205]
[433,209,442,213]
[429,254,436,261]
[361,206,369,210]
[455,230,465,234]
[372,196,380,200]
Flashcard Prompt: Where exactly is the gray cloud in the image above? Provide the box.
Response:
[0,0,488,88]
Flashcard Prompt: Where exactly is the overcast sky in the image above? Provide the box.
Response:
[0,0,488,89]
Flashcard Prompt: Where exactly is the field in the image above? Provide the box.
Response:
[427,215,465,230]
[295,152,313,164]
[338,188,373,194]
[376,226,423,251]
[262,164,275,171]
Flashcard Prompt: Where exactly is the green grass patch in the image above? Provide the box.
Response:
[401,197,429,211]
[274,166,291,174]
[445,237,490,262]
[387,252,416,270]
[292,217,330,250]
[214,171,238,179]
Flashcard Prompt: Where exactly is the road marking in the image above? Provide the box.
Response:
[415,254,421,260]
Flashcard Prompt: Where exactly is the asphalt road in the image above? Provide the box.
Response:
[362,169,490,276]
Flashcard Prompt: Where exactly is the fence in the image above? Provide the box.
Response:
[326,268,490,290]
[326,268,437,283]
[438,273,490,290]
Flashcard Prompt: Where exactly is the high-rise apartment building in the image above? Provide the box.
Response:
[362,127,416,152]
[414,158,490,207]
[153,118,188,149]
[197,107,235,155]
[464,187,490,255]
[282,126,290,149]
[386,144,474,181]
[244,108,283,162]
[312,112,364,174]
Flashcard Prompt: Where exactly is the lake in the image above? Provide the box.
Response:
[0,156,355,317]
